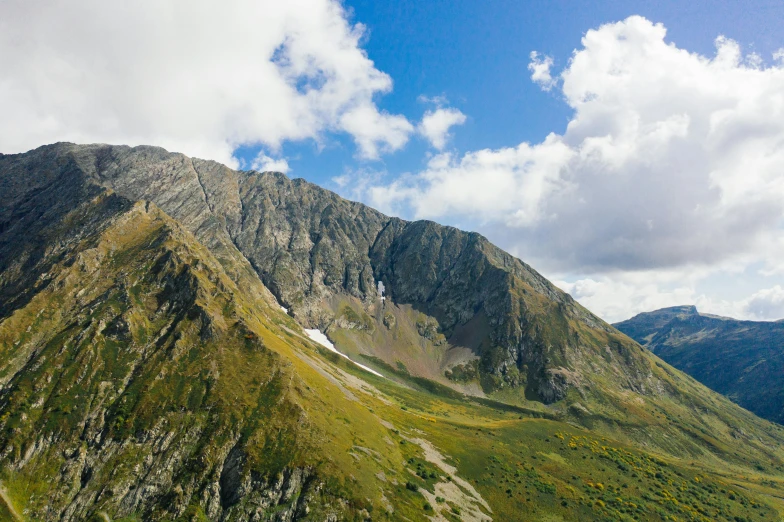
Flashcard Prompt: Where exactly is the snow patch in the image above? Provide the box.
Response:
[303,328,335,350]
[280,305,288,313]
[303,329,384,378]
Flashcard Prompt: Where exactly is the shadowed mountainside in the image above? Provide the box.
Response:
[615,305,784,424]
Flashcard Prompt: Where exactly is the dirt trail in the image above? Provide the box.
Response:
[410,437,492,522]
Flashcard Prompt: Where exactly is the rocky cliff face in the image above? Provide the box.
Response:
[1,143,652,405]
[615,306,784,424]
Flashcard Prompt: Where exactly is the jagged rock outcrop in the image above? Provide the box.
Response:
[1,143,644,403]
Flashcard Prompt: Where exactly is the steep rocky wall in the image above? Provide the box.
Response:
[0,144,649,402]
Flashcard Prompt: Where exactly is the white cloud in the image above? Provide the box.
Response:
[331,167,388,202]
[418,107,467,150]
[744,285,784,320]
[251,153,290,173]
[332,174,350,187]
[369,134,572,225]
[369,16,784,276]
[418,94,449,106]
[556,273,784,323]
[528,51,557,91]
[554,273,698,323]
[0,0,413,166]
[358,16,784,324]
[339,103,414,159]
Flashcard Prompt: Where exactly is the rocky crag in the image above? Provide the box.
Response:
[2,143,655,405]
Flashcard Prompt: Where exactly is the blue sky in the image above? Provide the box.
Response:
[236,0,784,182]
[3,0,784,321]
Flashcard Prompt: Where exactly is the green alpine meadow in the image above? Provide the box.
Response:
[1,143,783,521]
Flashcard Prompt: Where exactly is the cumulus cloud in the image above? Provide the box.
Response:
[370,16,784,276]
[554,274,697,323]
[339,103,414,159]
[359,16,784,323]
[251,153,290,173]
[418,107,467,150]
[528,51,557,91]
[744,285,784,320]
[369,135,572,225]
[555,274,784,323]
[0,0,413,166]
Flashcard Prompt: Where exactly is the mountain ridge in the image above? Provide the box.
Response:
[2,143,784,520]
[5,142,617,405]
[615,305,784,424]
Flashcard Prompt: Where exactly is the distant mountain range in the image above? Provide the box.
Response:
[1,144,783,520]
[615,305,784,424]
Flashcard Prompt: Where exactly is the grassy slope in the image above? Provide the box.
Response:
[0,195,783,521]
[323,273,784,475]
[328,356,784,522]
[0,197,441,520]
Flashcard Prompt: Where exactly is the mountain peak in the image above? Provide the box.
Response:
[636,304,698,319]
[3,143,784,520]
